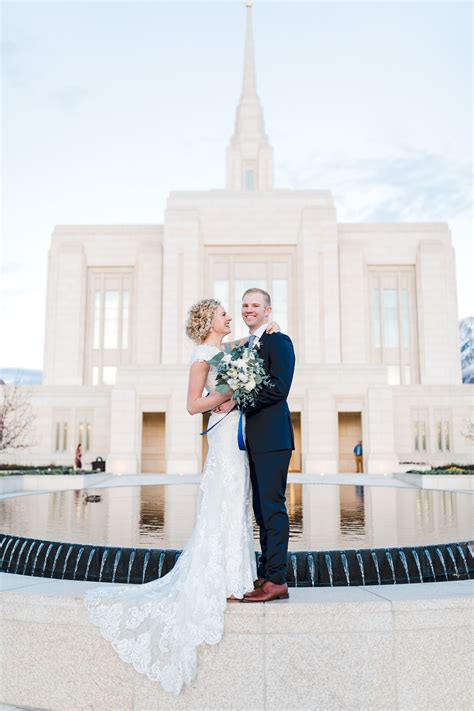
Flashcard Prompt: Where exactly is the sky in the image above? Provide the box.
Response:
[1,0,472,370]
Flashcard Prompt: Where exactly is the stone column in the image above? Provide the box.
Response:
[365,386,398,475]
[134,241,162,366]
[43,240,87,386]
[304,387,338,474]
[166,387,200,474]
[106,388,139,474]
[161,204,201,365]
[339,242,367,364]
[417,240,462,384]
[297,201,340,365]
[297,208,321,364]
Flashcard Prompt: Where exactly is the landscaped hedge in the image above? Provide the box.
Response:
[0,465,87,476]
[406,463,474,475]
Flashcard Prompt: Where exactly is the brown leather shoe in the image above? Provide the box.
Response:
[243,577,266,599]
[241,580,289,603]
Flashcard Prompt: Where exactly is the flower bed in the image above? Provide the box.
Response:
[0,465,88,477]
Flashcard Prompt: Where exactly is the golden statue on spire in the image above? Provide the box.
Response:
[246,0,253,7]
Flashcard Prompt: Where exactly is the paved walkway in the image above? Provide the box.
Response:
[1,568,472,600]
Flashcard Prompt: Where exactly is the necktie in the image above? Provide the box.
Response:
[248,334,256,348]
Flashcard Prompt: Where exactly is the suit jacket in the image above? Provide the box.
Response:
[243,331,295,454]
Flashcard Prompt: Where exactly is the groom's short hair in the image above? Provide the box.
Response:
[242,288,272,307]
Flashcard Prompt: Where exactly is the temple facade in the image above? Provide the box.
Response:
[4,5,472,474]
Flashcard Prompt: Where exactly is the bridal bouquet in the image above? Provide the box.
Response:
[207,342,273,409]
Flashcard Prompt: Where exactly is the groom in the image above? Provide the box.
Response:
[216,288,295,602]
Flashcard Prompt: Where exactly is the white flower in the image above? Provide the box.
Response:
[244,377,256,392]
[238,372,248,382]
[222,353,232,363]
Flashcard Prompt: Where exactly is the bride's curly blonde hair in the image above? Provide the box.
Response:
[185,298,221,344]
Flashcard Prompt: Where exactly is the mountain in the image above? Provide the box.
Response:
[0,368,43,385]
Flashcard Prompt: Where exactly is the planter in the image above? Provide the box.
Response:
[394,472,474,491]
[0,473,105,496]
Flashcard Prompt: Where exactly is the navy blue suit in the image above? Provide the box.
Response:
[243,332,295,584]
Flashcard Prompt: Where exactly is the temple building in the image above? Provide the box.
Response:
[4,4,472,474]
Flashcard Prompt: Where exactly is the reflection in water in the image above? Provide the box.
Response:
[284,482,303,540]
[0,483,472,551]
[339,485,365,539]
[140,487,165,536]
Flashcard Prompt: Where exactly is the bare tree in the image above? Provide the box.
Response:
[0,380,36,451]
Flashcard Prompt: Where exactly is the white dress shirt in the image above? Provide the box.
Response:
[249,323,267,348]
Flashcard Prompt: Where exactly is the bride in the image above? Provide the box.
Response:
[84,298,278,695]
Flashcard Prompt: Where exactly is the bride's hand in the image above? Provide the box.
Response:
[213,400,237,414]
[266,320,281,334]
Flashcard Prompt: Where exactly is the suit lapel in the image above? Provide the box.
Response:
[255,331,270,361]
[257,331,268,349]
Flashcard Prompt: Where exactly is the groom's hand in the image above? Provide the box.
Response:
[213,400,236,414]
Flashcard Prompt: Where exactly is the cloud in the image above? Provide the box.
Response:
[2,17,93,112]
[47,85,93,112]
[0,24,37,88]
[277,147,472,223]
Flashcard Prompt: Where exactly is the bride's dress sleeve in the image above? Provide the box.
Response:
[190,345,212,365]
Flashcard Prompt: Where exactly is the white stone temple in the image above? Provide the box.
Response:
[4,4,472,474]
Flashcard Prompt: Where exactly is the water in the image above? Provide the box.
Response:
[385,550,396,584]
[307,553,316,586]
[127,550,136,583]
[456,544,469,574]
[370,550,381,585]
[340,551,351,585]
[112,550,121,582]
[42,542,54,575]
[399,551,410,583]
[325,553,333,586]
[61,545,74,579]
[50,544,63,577]
[99,549,109,580]
[31,542,44,575]
[435,548,448,580]
[290,553,298,586]
[411,548,423,582]
[157,551,166,578]
[424,549,436,580]
[72,547,84,580]
[446,546,459,577]
[142,550,151,583]
[2,538,14,565]
[23,540,37,573]
[14,539,28,573]
[85,548,96,579]
[5,538,20,572]
[356,550,365,585]
[1,484,471,551]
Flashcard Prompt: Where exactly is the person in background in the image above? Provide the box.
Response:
[75,443,82,471]
[353,440,363,472]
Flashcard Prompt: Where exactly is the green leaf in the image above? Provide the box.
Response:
[208,354,225,367]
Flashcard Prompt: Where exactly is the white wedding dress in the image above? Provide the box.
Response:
[84,344,256,695]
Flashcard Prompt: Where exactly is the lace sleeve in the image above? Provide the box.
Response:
[190,345,213,365]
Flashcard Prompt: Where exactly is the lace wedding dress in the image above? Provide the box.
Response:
[84,344,256,695]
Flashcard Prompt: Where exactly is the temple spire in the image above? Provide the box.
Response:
[226,1,274,191]
[241,0,258,101]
